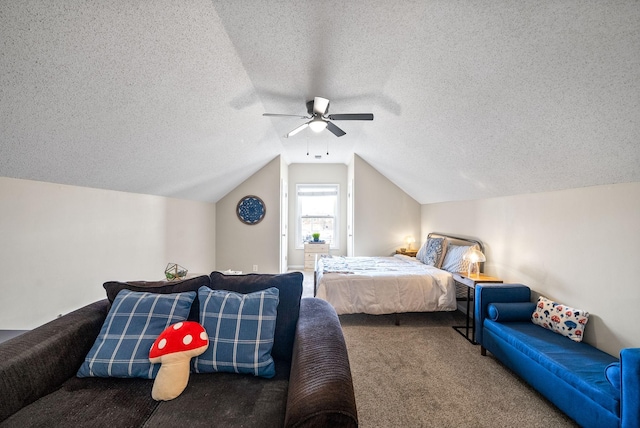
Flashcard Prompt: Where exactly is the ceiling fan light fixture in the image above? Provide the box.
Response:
[309,117,327,133]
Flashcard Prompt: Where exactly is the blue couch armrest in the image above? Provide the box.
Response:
[621,348,640,428]
[487,302,537,322]
[474,283,530,349]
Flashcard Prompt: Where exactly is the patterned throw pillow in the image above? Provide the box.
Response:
[77,290,196,379]
[440,244,474,272]
[531,296,589,342]
[194,286,279,378]
[416,237,447,267]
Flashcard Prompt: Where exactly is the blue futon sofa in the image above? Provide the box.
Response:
[475,283,640,428]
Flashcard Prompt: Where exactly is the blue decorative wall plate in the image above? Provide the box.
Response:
[236,195,266,225]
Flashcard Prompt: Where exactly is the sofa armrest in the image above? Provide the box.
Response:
[474,284,530,349]
[284,298,358,428]
[621,348,640,428]
[0,300,109,422]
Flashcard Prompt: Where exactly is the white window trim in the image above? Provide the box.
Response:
[295,183,340,250]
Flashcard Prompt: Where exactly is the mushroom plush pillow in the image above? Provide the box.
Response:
[149,321,209,401]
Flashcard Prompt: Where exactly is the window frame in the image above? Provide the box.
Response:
[295,183,340,250]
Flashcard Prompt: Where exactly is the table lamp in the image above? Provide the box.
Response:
[406,236,415,250]
[463,247,485,277]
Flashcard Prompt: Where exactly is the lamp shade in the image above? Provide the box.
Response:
[463,247,486,263]
[309,118,327,132]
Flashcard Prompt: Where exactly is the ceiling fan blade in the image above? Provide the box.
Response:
[286,123,309,138]
[326,121,346,137]
[327,113,374,121]
[313,97,330,115]
[263,113,309,118]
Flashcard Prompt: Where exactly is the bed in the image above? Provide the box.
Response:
[314,232,484,316]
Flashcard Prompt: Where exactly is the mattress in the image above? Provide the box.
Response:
[315,255,457,315]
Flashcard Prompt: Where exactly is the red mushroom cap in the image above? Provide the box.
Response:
[149,321,208,362]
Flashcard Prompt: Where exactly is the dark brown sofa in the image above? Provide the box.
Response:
[0,272,358,427]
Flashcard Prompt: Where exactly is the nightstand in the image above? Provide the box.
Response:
[395,249,417,257]
[452,272,502,344]
[304,242,329,270]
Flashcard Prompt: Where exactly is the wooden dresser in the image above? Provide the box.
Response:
[304,242,329,270]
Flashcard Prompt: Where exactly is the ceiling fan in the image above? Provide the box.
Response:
[263,97,374,138]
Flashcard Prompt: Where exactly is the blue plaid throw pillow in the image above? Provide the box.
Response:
[77,289,196,379]
[194,286,279,378]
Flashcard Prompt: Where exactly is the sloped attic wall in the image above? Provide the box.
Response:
[352,155,421,256]
[215,156,282,274]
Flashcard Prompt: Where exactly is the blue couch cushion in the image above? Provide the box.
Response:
[77,290,196,379]
[194,286,279,378]
[484,319,619,414]
[209,271,302,363]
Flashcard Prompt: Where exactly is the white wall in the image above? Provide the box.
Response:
[215,156,282,274]
[0,176,216,329]
[287,163,348,268]
[421,182,640,356]
[353,155,421,256]
[280,157,289,273]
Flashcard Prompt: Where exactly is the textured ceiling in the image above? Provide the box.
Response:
[1,0,639,204]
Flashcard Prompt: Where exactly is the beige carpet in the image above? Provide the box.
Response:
[339,311,579,428]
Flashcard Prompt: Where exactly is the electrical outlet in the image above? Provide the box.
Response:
[253,265,258,272]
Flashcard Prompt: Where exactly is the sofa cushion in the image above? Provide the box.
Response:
[209,271,303,363]
[144,361,290,428]
[1,376,158,427]
[103,275,210,321]
[604,362,621,392]
[488,302,537,322]
[194,286,279,378]
[484,319,619,414]
[77,290,196,379]
[531,296,589,342]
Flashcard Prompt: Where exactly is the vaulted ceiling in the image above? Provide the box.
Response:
[2,1,639,204]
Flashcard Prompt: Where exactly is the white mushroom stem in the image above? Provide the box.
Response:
[151,353,193,401]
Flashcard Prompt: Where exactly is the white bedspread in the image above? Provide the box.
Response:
[315,255,456,315]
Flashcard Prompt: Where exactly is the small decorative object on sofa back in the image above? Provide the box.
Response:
[165,263,188,281]
[149,322,209,401]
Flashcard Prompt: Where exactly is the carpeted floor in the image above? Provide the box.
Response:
[339,311,579,428]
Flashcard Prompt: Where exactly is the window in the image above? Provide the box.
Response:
[296,184,339,249]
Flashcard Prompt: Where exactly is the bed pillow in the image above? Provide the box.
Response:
[193,286,279,378]
[531,296,589,342]
[416,237,447,267]
[77,289,196,379]
[440,244,474,273]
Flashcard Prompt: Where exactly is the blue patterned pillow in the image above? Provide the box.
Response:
[440,244,474,272]
[416,237,447,267]
[77,290,195,379]
[194,286,279,378]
